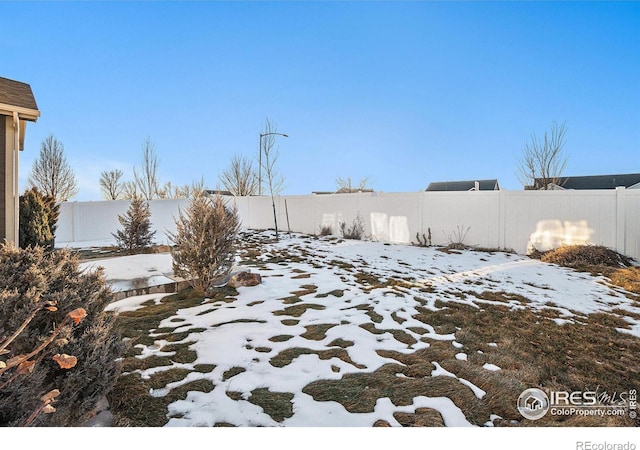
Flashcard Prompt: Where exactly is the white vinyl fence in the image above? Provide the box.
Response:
[56,188,640,260]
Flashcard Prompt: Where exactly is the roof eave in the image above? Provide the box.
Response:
[0,102,41,122]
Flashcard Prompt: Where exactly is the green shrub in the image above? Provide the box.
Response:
[0,244,127,426]
[18,188,56,249]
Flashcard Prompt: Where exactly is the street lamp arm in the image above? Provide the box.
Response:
[258,131,288,196]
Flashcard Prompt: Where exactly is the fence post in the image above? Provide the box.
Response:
[615,187,626,255]
[499,190,507,250]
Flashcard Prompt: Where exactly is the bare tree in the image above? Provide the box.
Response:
[121,181,138,200]
[171,178,207,199]
[219,155,258,196]
[99,169,124,200]
[517,121,569,190]
[336,176,372,193]
[28,134,78,202]
[260,119,286,239]
[133,137,160,200]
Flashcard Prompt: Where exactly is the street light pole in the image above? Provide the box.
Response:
[258,131,288,195]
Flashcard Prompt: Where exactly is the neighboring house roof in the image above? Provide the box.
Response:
[533,174,640,190]
[0,76,39,113]
[206,189,233,196]
[426,179,500,192]
[311,189,375,195]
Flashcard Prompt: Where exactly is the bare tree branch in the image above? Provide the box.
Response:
[336,176,371,193]
[133,137,160,200]
[99,169,124,200]
[28,134,78,202]
[219,155,258,196]
[517,121,569,190]
[260,118,286,238]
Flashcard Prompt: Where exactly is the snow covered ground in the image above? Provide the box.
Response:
[80,253,175,293]
[96,232,640,427]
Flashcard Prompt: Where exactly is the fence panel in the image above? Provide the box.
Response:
[55,189,639,260]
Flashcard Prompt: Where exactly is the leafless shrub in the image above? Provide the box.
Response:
[443,225,470,250]
[319,225,333,236]
[413,228,432,247]
[340,213,365,240]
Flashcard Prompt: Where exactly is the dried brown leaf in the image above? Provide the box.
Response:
[68,308,87,325]
[42,404,56,414]
[41,389,60,403]
[53,353,77,369]
[17,360,36,374]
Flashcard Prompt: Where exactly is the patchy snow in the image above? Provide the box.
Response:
[483,363,501,371]
[105,293,173,313]
[80,253,174,292]
[455,352,468,361]
[97,231,640,427]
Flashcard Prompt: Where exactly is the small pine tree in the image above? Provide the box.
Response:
[169,193,240,294]
[112,196,156,251]
[19,188,54,249]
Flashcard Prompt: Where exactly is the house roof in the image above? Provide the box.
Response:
[426,179,500,192]
[0,76,39,119]
[535,174,640,190]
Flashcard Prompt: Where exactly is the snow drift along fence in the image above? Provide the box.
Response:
[55,188,640,260]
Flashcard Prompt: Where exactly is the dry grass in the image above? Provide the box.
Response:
[270,347,366,370]
[535,245,633,271]
[608,267,640,295]
[248,388,294,422]
[110,232,640,427]
[301,323,337,340]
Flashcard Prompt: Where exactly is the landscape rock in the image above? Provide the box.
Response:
[81,410,114,427]
[228,271,262,288]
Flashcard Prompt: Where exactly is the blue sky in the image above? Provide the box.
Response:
[2,1,639,201]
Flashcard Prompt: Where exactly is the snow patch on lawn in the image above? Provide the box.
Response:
[97,231,640,427]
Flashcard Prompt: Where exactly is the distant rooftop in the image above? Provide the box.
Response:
[0,76,39,112]
[531,174,640,190]
[426,179,500,192]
